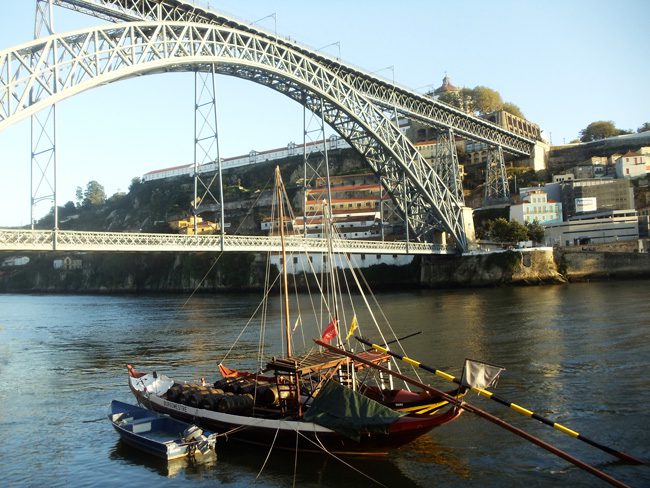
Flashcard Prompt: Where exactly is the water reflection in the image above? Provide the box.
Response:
[109,440,218,479]
[398,435,471,480]
[1,284,649,487]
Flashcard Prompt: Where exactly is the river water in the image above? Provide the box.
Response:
[1,281,649,487]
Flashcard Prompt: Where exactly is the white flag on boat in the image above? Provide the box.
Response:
[460,359,505,390]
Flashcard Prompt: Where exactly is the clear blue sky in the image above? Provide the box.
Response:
[1,0,649,226]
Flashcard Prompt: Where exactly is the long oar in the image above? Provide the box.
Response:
[356,336,644,465]
[316,339,633,488]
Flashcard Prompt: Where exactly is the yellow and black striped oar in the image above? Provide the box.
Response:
[318,339,632,488]
[356,336,644,465]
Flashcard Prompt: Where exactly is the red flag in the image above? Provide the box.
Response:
[321,319,338,343]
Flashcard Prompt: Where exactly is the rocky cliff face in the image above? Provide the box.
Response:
[420,249,566,287]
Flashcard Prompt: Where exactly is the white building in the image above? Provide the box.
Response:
[1,256,30,267]
[615,151,649,178]
[510,189,562,225]
[543,209,639,247]
[553,173,574,183]
[142,136,351,182]
[272,252,414,275]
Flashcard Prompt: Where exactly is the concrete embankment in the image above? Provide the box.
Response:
[555,248,650,281]
[2,247,650,293]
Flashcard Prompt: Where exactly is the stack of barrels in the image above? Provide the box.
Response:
[165,377,281,415]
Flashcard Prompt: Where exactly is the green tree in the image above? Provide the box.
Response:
[82,180,106,207]
[470,86,503,114]
[437,91,462,109]
[436,85,525,118]
[75,186,84,207]
[525,221,545,243]
[502,102,524,118]
[129,177,142,192]
[579,121,623,142]
[637,122,650,133]
[487,218,528,243]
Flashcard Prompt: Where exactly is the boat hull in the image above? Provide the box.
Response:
[109,400,216,460]
[129,373,462,456]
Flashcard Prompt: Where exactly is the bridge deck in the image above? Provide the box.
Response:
[0,230,454,255]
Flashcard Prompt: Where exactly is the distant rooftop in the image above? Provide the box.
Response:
[433,75,460,95]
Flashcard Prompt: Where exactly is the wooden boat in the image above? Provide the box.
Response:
[108,400,216,460]
[127,167,464,455]
[128,364,461,455]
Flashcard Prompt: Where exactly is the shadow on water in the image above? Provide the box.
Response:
[214,440,425,488]
[109,434,438,487]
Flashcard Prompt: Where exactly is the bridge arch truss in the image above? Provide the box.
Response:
[1,21,473,249]
[51,0,535,157]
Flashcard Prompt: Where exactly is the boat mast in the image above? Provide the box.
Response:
[275,166,293,358]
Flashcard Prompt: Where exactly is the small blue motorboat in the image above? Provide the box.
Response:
[109,400,216,460]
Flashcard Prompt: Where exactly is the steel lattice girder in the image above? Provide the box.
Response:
[484,145,510,204]
[431,130,463,205]
[0,229,452,253]
[0,21,470,249]
[51,0,535,157]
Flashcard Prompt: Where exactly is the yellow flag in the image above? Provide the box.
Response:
[345,315,358,341]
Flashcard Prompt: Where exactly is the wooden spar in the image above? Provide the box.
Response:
[315,339,633,488]
[275,166,292,358]
[275,167,302,417]
[355,336,644,465]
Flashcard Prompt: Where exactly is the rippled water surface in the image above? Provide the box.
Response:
[1,281,649,487]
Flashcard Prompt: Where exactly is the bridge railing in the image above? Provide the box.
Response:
[0,229,454,254]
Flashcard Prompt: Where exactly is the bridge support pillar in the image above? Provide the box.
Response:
[193,65,225,249]
[301,96,332,238]
[483,145,510,206]
[433,129,464,204]
[461,206,476,249]
[31,0,58,231]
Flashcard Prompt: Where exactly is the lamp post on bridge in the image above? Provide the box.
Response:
[316,41,341,60]
[251,13,277,37]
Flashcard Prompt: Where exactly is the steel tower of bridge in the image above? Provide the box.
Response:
[0,0,535,253]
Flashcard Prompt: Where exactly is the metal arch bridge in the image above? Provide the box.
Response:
[0,0,533,253]
[0,229,452,254]
[50,0,535,157]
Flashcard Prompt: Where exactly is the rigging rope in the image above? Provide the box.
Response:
[254,425,281,482]
[297,431,388,488]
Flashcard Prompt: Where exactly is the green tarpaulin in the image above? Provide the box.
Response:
[303,380,405,441]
